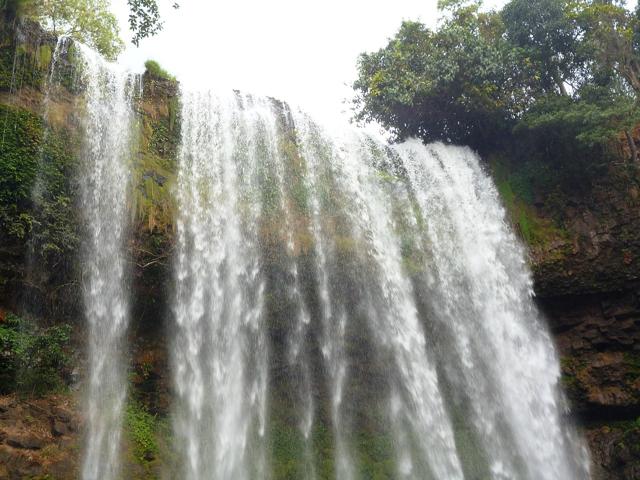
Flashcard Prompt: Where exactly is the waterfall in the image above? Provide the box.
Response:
[75,46,138,480]
[170,91,590,479]
[172,91,269,480]
[394,140,590,479]
[6,25,591,479]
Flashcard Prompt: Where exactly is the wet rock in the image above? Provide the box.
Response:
[588,425,640,479]
[52,406,72,423]
[6,433,44,449]
[67,417,79,432]
[51,419,67,437]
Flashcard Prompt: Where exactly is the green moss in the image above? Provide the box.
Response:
[271,115,312,224]
[0,33,51,91]
[38,43,52,68]
[131,150,175,231]
[0,103,80,264]
[354,431,395,479]
[144,60,175,82]
[560,373,579,388]
[131,93,180,231]
[131,81,180,232]
[518,209,534,244]
[491,155,569,249]
[270,418,311,479]
[125,402,160,464]
[623,352,640,379]
[268,400,400,480]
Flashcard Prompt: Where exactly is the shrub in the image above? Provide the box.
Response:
[144,59,174,81]
[125,401,159,463]
[0,104,79,263]
[0,312,72,395]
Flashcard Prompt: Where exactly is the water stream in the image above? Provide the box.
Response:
[168,91,589,479]
[8,22,592,480]
[75,46,138,480]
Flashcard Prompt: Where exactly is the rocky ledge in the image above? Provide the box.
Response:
[0,394,80,479]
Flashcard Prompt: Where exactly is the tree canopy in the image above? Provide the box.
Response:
[2,0,179,58]
[353,0,640,163]
[128,0,170,47]
[4,0,124,60]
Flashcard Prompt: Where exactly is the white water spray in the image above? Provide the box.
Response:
[167,92,589,479]
[76,46,137,480]
[172,91,268,480]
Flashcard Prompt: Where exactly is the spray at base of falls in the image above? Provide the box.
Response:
[74,46,138,480]
[170,89,590,479]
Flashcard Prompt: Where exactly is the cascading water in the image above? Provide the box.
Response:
[170,91,590,479]
[75,46,137,480]
[172,91,269,480]
[293,113,356,479]
[3,17,592,480]
[394,140,590,479]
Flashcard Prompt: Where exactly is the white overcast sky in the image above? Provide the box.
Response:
[112,0,505,121]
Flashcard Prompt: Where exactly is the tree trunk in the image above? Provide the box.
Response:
[553,70,569,96]
[625,129,638,164]
[624,67,640,95]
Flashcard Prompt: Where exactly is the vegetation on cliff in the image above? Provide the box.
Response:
[353,0,640,165]
[0,103,80,282]
[0,311,72,395]
[144,59,174,81]
[3,0,124,59]
[1,0,178,57]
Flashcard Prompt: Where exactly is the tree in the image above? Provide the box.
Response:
[574,0,640,93]
[353,0,640,164]
[353,6,521,151]
[2,0,177,55]
[127,0,180,47]
[569,0,640,161]
[128,0,161,46]
[502,0,583,96]
[25,0,124,60]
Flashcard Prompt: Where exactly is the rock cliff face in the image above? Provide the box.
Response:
[504,153,640,478]
[0,17,179,478]
[0,16,639,480]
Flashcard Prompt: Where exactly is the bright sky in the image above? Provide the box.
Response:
[112,0,505,122]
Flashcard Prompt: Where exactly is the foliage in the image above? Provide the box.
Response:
[125,402,159,463]
[128,0,161,47]
[0,312,72,395]
[519,87,640,150]
[353,10,520,150]
[1,0,35,20]
[10,0,124,60]
[353,0,640,163]
[0,104,79,264]
[4,0,178,49]
[127,0,180,46]
[572,0,640,93]
[502,0,584,96]
[0,104,40,215]
[144,59,174,81]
